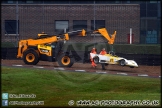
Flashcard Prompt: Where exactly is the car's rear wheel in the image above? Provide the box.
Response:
[93,56,99,64]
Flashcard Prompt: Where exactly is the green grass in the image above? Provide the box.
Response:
[1,66,161,107]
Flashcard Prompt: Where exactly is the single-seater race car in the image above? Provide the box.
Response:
[90,52,138,68]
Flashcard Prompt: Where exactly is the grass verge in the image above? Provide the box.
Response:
[1,66,161,107]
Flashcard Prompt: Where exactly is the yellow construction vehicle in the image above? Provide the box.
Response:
[17,29,86,67]
[93,28,116,54]
[92,28,116,45]
[17,28,117,67]
[85,28,116,55]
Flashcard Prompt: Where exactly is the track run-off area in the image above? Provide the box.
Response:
[1,60,161,78]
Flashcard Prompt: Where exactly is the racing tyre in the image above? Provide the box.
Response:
[93,56,99,64]
[130,66,134,68]
[119,59,125,66]
[23,50,39,65]
[58,54,74,67]
[105,63,109,66]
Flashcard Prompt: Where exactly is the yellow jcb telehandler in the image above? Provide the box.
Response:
[17,29,86,67]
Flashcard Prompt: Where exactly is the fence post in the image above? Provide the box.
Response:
[64,28,66,33]
[130,28,132,44]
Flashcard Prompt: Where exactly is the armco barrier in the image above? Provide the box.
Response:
[1,48,161,66]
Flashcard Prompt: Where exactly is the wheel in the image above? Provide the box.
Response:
[57,54,74,67]
[93,56,99,64]
[23,49,39,65]
[105,63,109,66]
[119,59,125,66]
[130,66,134,68]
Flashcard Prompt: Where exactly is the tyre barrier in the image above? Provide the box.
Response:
[1,48,161,66]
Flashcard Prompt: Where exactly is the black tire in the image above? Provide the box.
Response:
[119,59,125,66]
[23,50,39,65]
[57,54,74,67]
[93,56,99,64]
[105,63,109,66]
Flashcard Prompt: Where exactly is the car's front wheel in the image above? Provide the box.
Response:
[119,59,125,66]
[130,66,134,68]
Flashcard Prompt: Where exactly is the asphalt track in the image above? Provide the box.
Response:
[1,48,161,79]
[1,60,161,79]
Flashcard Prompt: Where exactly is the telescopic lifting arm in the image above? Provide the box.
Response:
[92,28,116,45]
[17,29,86,58]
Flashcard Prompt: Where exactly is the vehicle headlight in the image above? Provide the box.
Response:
[41,49,49,53]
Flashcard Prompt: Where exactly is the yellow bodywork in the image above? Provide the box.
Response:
[37,44,52,56]
[93,28,116,44]
[80,29,86,36]
[17,36,58,58]
[37,33,48,37]
[104,54,120,64]
[17,29,86,58]
[17,28,114,59]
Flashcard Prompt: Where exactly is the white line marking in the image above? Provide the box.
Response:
[9,64,160,78]
[33,66,44,68]
[96,71,107,74]
[12,65,23,66]
[117,73,128,75]
[54,68,65,70]
[75,70,85,72]
[138,74,148,77]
